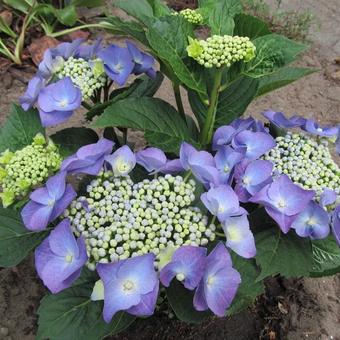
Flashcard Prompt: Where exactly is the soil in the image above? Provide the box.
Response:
[0,0,340,339]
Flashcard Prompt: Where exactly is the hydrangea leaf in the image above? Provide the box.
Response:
[102,16,149,46]
[255,228,313,281]
[115,0,154,25]
[37,277,135,340]
[0,104,44,153]
[256,67,317,97]
[166,280,211,324]
[233,13,271,39]
[310,237,340,277]
[86,72,164,121]
[243,34,307,78]
[92,97,192,154]
[50,128,99,157]
[0,208,49,267]
[145,16,206,95]
[227,254,264,315]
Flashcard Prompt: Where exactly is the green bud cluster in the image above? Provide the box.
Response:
[56,57,106,100]
[65,172,216,270]
[264,132,340,201]
[174,8,203,24]
[187,35,256,68]
[0,134,62,207]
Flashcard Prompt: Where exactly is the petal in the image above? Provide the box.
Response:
[127,283,159,316]
[205,267,241,316]
[265,206,297,233]
[46,171,67,200]
[30,187,52,205]
[136,148,167,172]
[158,159,184,174]
[193,280,209,311]
[179,142,197,170]
[21,201,53,231]
[48,219,79,257]
[39,109,73,127]
[50,184,77,221]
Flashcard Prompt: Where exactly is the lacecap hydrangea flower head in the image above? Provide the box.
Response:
[19,112,339,324]
[20,39,156,127]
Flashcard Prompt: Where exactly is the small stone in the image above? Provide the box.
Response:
[0,327,9,336]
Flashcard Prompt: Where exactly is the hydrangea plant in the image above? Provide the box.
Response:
[0,0,339,339]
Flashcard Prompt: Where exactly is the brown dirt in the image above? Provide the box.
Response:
[0,0,340,339]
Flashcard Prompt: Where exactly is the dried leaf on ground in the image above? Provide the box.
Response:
[27,36,60,65]
[67,30,90,40]
[0,10,13,26]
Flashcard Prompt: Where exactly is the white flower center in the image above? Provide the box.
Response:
[176,273,185,281]
[207,275,215,286]
[278,199,286,208]
[65,254,73,263]
[224,165,229,173]
[123,280,135,292]
[59,99,68,108]
[243,176,250,185]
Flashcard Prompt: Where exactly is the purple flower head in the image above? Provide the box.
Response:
[232,130,276,160]
[61,138,114,175]
[234,160,273,202]
[20,76,45,111]
[214,146,244,184]
[212,126,236,150]
[136,147,183,174]
[98,45,134,86]
[37,77,82,127]
[302,119,338,138]
[193,242,241,316]
[21,171,76,231]
[187,150,219,188]
[331,205,340,246]
[262,110,306,129]
[201,185,241,222]
[160,246,206,290]
[291,201,330,239]
[222,214,256,258]
[320,188,337,207]
[35,219,87,293]
[105,145,136,176]
[250,175,315,233]
[126,41,156,78]
[96,253,159,322]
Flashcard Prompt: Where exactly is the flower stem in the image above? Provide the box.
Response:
[47,24,104,38]
[172,82,187,124]
[199,68,224,146]
[183,170,192,182]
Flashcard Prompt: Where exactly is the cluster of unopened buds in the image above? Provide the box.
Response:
[187,35,256,68]
[67,172,215,270]
[265,132,340,200]
[173,8,203,24]
[0,134,61,207]
[56,56,107,100]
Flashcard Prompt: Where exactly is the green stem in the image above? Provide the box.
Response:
[47,23,104,38]
[183,170,192,182]
[172,82,187,124]
[199,68,224,146]
[215,231,225,238]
